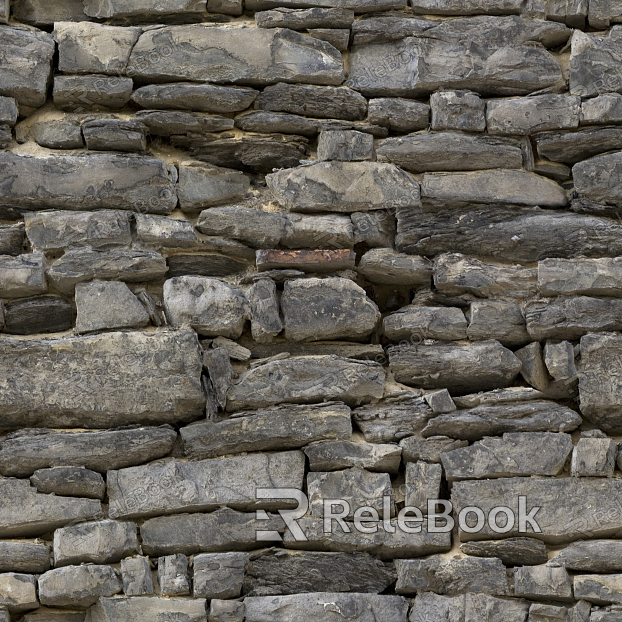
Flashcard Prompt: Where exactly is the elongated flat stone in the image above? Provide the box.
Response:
[0,253,47,299]
[39,565,121,608]
[84,0,206,17]
[383,306,467,342]
[181,403,352,459]
[30,466,105,499]
[539,257,622,296]
[127,26,344,86]
[574,575,622,605]
[574,152,622,207]
[255,7,355,29]
[0,224,25,256]
[53,75,134,111]
[305,441,402,473]
[177,163,250,211]
[108,451,305,519]
[245,0,405,12]
[460,538,548,567]
[0,330,204,429]
[256,249,355,272]
[535,127,622,164]
[0,543,50,574]
[227,355,385,410]
[553,540,622,572]
[87,597,207,622]
[358,249,432,285]
[411,0,522,14]
[0,153,177,213]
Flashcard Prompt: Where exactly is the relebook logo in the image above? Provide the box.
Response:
[254,488,542,542]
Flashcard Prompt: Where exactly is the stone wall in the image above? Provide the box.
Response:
[1,0,622,620]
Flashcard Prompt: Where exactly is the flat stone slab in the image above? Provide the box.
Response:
[0,153,177,213]
[574,152,622,207]
[305,440,402,473]
[255,8,355,29]
[108,451,305,519]
[87,597,207,622]
[460,538,548,567]
[84,0,206,17]
[553,540,622,572]
[30,466,105,499]
[535,126,622,164]
[383,305,467,342]
[256,249,355,272]
[0,542,50,573]
[0,330,205,429]
[357,249,431,285]
[539,257,622,296]
[574,574,622,605]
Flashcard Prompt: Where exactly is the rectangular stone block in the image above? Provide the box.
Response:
[0,223,25,256]
[255,249,356,272]
[84,0,206,17]
[53,75,134,111]
[121,557,154,596]
[0,573,37,612]
[194,552,247,599]
[539,258,622,297]
[305,441,402,473]
[87,597,207,622]
[0,253,47,299]
[0,543,50,574]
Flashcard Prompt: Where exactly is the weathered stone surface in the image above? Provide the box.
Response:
[84,0,206,17]
[487,95,580,135]
[0,426,177,477]
[400,436,468,463]
[140,509,286,556]
[353,393,433,443]
[421,170,568,208]
[0,253,46,299]
[108,451,305,519]
[256,249,355,272]
[163,276,249,338]
[0,153,177,213]
[460,538,548,567]
[181,402,352,459]
[383,306,467,341]
[317,129,374,161]
[267,161,420,212]
[367,98,429,133]
[137,110,233,136]
[11,0,89,27]
[451,477,622,543]
[378,132,524,173]
[191,553,245,600]
[308,28,350,50]
[397,206,622,261]
[0,26,54,109]
[574,152,622,207]
[526,603,568,622]
[466,300,529,346]
[0,573,37,612]
[0,330,204,428]
[422,400,581,440]
[441,432,572,480]
[121,557,153,596]
[411,0,522,14]
[131,83,258,113]
[305,441,401,473]
[53,520,138,567]
[82,119,147,152]
[405,461,442,513]
[0,223,25,256]
[53,75,134,111]
[20,612,86,622]
[350,15,436,45]
[234,110,322,136]
[533,159,572,181]
[33,120,84,149]
[0,98,17,127]
[25,211,131,251]
[389,341,521,394]
[228,355,385,410]
[575,575,622,605]
[168,249,249,277]
[581,93,622,125]
[0,543,50,574]
[539,258,622,297]
[552,540,622,572]
[515,565,573,601]
[134,216,196,251]
[281,277,379,341]
[246,0,405,11]
[247,279,282,342]
[30,467,105,499]
[571,437,617,477]
[535,127,622,164]
[544,341,576,381]
[87,597,207,622]
[590,609,622,622]
[178,164,250,212]
[127,26,344,85]
[55,22,141,76]
[209,599,245,622]
[157,554,189,597]
[243,549,395,596]
[430,90,485,132]
[256,7,353,28]
[3,296,74,335]
[244,593,408,622]
[358,249,431,286]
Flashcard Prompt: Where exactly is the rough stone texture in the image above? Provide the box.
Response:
[121,557,154,596]
[177,164,250,212]
[157,554,189,597]
[305,440,402,473]
[0,98,17,127]
[255,7,354,29]
[405,461,442,513]
[39,565,121,608]
[358,249,431,285]
[383,305,467,341]
[317,129,374,161]
[53,75,134,111]
[87,597,207,622]
[33,120,84,150]
[460,538,549,567]
[536,127,622,164]
[367,98,430,132]
[30,466,105,499]
[467,300,529,346]
[0,253,46,299]
[581,93,622,125]
[0,573,37,612]
[0,543,50,574]
[539,258,622,297]
[515,565,573,601]
[83,0,206,18]
[574,575,622,605]
[570,29,622,97]
[400,436,468,464]
[193,552,247,599]
[571,437,617,477]
[552,541,622,572]
[431,90,486,132]
[574,152,622,207]
[3,296,74,335]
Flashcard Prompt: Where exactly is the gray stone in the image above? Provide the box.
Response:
[350,15,437,45]
[0,543,50,574]
[0,26,54,109]
[140,508,286,556]
[575,575,622,605]
[209,600,245,622]
[451,477,622,543]
[244,593,408,622]
[460,538,548,567]
[0,573,37,612]
[389,341,521,394]
[248,279,282,342]
[3,295,72,336]
[0,153,177,213]
[136,110,233,136]
[515,342,549,392]
[55,22,141,76]
[405,462,442,513]
[525,297,622,340]
[25,211,131,251]
[581,93,622,125]
[84,0,206,17]
[552,541,622,572]
[420,170,568,209]
[10,0,91,25]
[131,83,258,113]
[535,127,622,164]
[281,277,380,342]
[305,441,401,473]
[0,223,25,256]
[588,0,622,27]
[157,554,189,597]
[367,98,429,133]
[212,336,252,360]
[358,249,431,286]
[307,467,393,519]
[20,611,86,622]
[0,253,46,299]
[177,163,250,212]
[396,555,508,596]
[533,160,572,180]
[267,161,420,212]
[121,557,153,596]
[196,207,288,248]
[48,249,167,295]
[255,7,354,28]
[411,0,522,13]
[30,467,105,499]
[377,132,524,173]
[167,254,248,279]
[87,597,207,622]
[0,330,204,428]
[163,276,249,338]
[32,120,84,149]
[195,552,247,599]
[53,520,139,567]
[487,95,581,135]
[571,437,617,477]
[400,436,467,463]
[208,0,242,13]
[234,110,322,137]
[467,300,529,346]
[82,119,147,152]
[383,306,467,342]
[539,258,622,297]
[574,152,622,207]
[53,75,134,111]
[544,341,576,380]
[127,26,344,86]
[307,28,350,50]
[227,355,384,410]
[0,426,177,477]
[423,400,581,440]
[515,565,573,601]
[441,432,573,480]
[590,610,620,622]
[108,451,305,519]
[203,347,232,409]
[135,214,197,249]
[317,130,374,161]
[255,248,355,272]
[39,565,121,608]
[0,98,17,127]
[431,90,486,132]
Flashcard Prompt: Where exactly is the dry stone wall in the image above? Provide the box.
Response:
[1,0,622,621]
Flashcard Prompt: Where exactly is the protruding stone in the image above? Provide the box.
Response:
[515,565,573,601]
[383,306,467,342]
[581,93,622,125]
[574,575,622,605]
[30,467,105,500]
[574,152,622,207]
[539,258,622,297]
[317,129,374,161]
[544,341,577,380]
[194,552,247,599]
[358,249,431,285]
[0,543,50,574]
[255,249,355,272]
[3,296,74,335]
[467,300,529,346]
[121,557,153,596]
[137,110,234,135]
[53,75,134,111]
[536,127,622,164]
[157,554,189,597]
[33,120,84,149]
[248,279,282,342]
[552,540,622,572]
[515,342,550,392]
[0,573,37,612]
[305,441,401,473]
[135,214,198,249]
[430,90,486,132]
[367,98,430,132]
[460,538,548,567]
[0,97,18,127]
[571,437,617,477]
[255,7,354,29]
